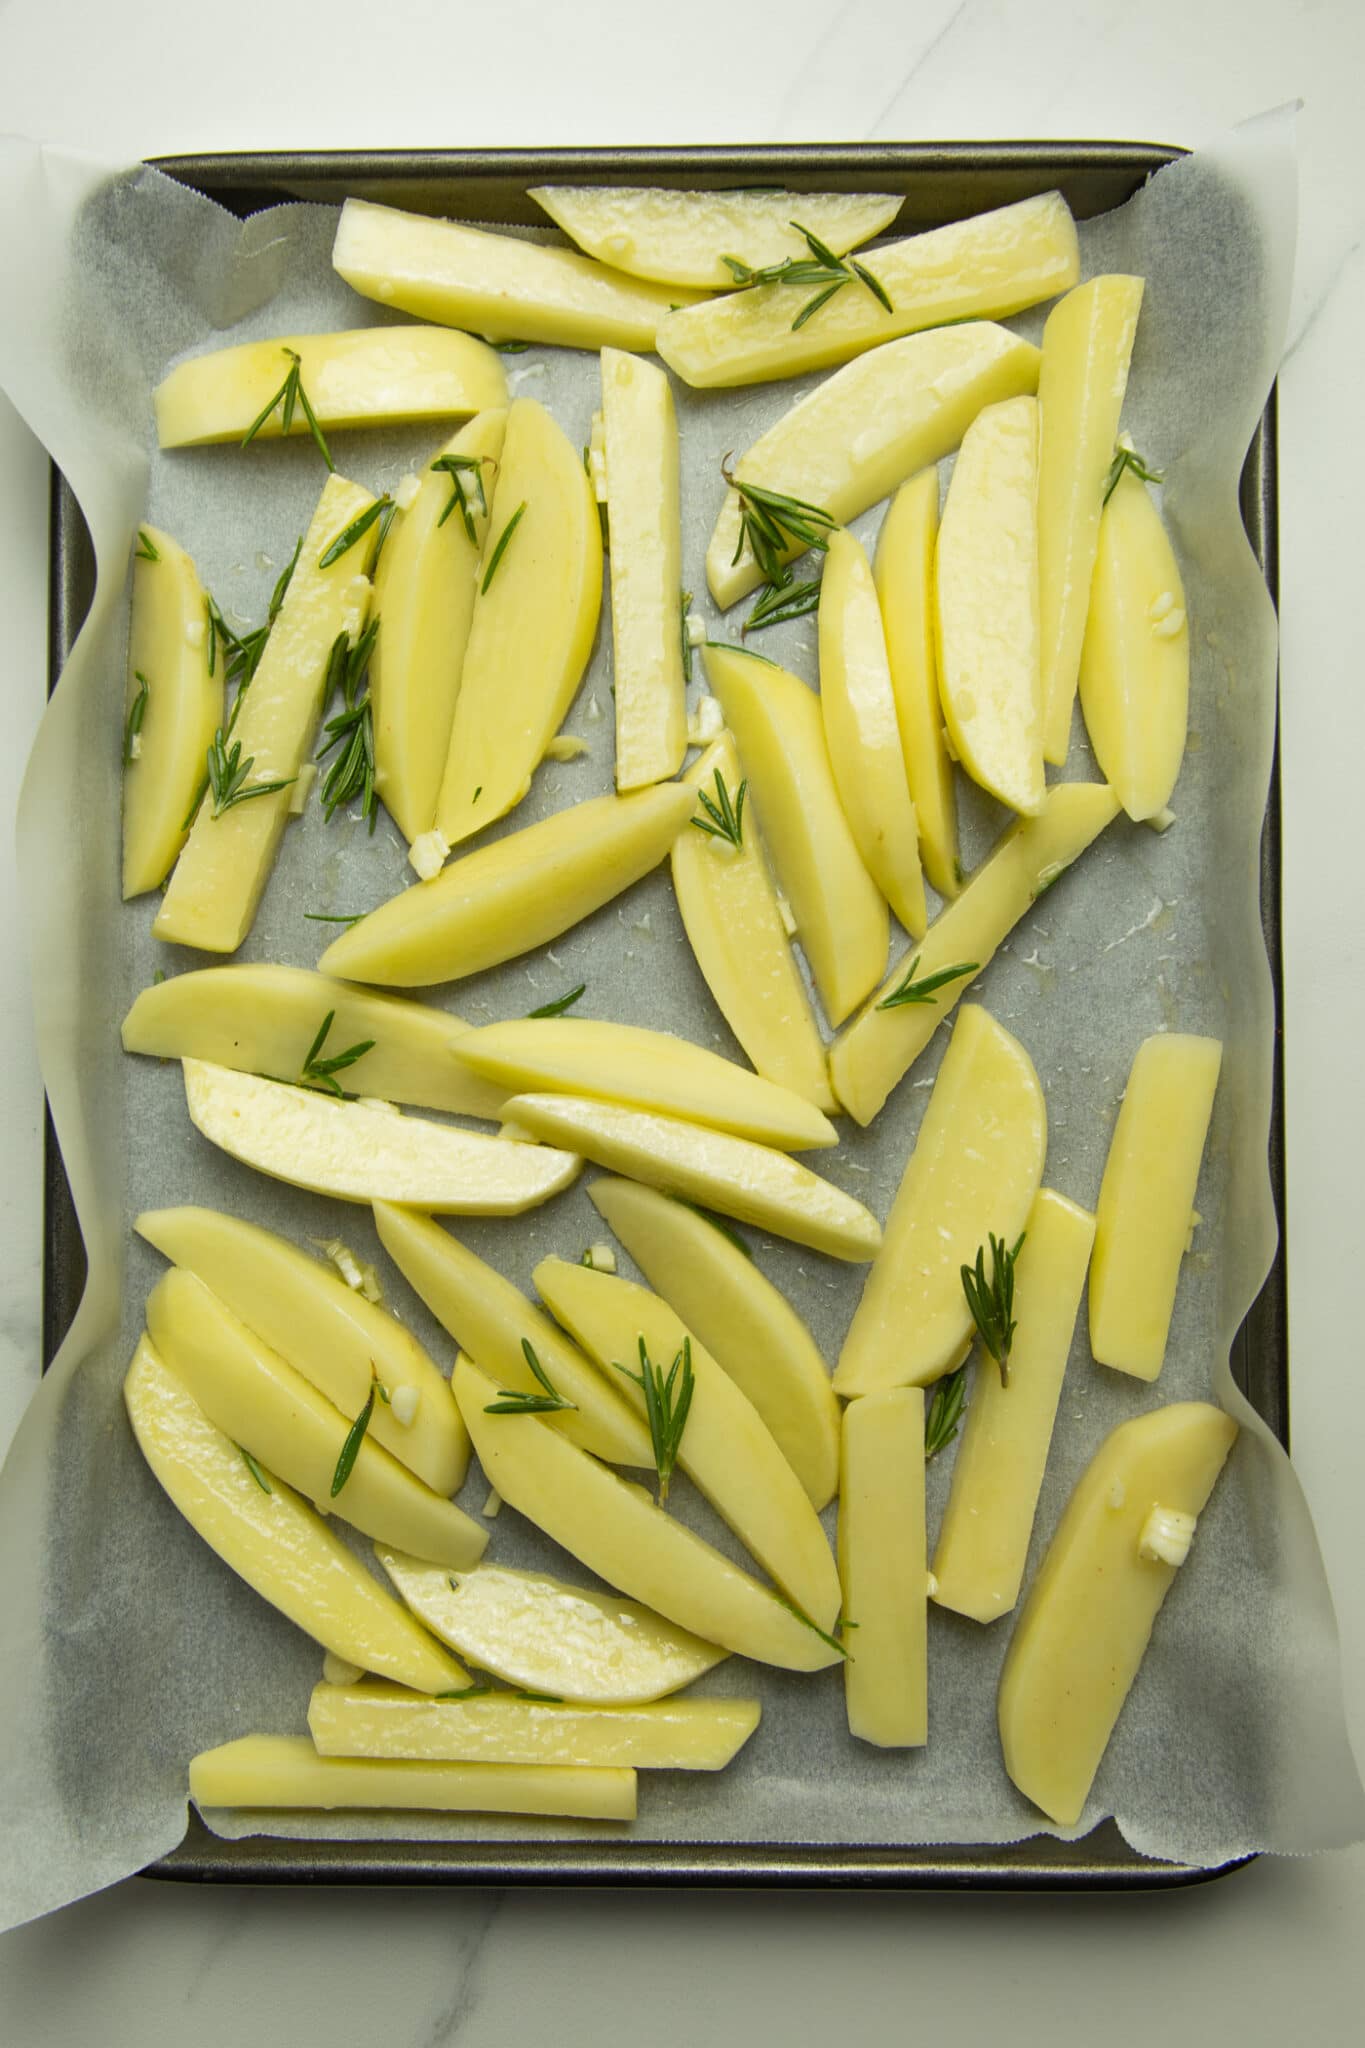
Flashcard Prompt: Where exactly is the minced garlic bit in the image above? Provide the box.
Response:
[926,1571,939,1599]
[1185,1209,1203,1254]
[585,692,604,723]
[1138,1505,1197,1567]
[482,1486,504,1519]
[322,1651,366,1686]
[687,694,724,745]
[288,761,317,815]
[393,472,422,512]
[776,892,798,938]
[547,734,590,761]
[408,827,451,882]
[582,1241,618,1274]
[390,1384,420,1427]
[128,732,144,761]
[685,612,706,648]
[312,1236,368,1294]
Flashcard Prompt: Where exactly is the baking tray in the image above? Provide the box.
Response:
[41,143,1285,1891]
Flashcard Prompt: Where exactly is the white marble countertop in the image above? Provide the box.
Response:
[1,1,1362,2039]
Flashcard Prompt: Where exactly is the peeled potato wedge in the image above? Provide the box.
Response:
[599,348,686,789]
[874,470,961,902]
[839,1389,927,1747]
[121,524,221,898]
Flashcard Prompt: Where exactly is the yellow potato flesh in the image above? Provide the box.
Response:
[588,1177,840,1513]
[834,1005,1045,1396]
[659,191,1078,390]
[154,474,375,953]
[600,348,686,789]
[145,1268,486,1568]
[181,1059,580,1213]
[819,528,927,937]
[454,1354,843,1671]
[1077,468,1190,819]
[931,1189,1095,1622]
[376,1551,726,1704]
[707,322,1040,607]
[534,1257,841,1628]
[507,1092,880,1264]
[936,394,1044,817]
[371,1200,651,1469]
[154,327,508,447]
[997,1402,1238,1826]
[1089,1033,1223,1381]
[1037,275,1146,764]
[671,735,835,1111]
[333,197,703,349]
[121,962,506,1121]
[371,410,507,843]
[137,1203,469,1496]
[434,398,603,844]
[310,1679,759,1770]
[190,1733,635,1820]
[839,1390,927,1747]
[829,781,1121,1126]
[122,525,221,898]
[874,470,960,902]
[530,185,902,289]
[703,646,886,1028]
[124,1336,468,1694]
[449,1015,836,1151]
[319,781,692,988]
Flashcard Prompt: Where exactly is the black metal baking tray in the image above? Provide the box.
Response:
[43,142,1284,1892]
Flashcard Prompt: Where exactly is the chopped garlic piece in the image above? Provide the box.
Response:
[776,892,798,938]
[685,612,706,648]
[585,692,604,723]
[288,761,317,815]
[322,1651,366,1686]
[482,1486,503,1519]
[408,827,450,882]
[129,732,144,761]
[1146,806,1177,833]
[390,1384,420,1427]
[687,694,724,745]
[546,734,590,761]
[394,472,422,512]
[312,1236,369,1293]
[582,1241,618,1274]
[926,1572,939,1599]
[1185,1209,1203,1254]
[1138,1505,1197,1567]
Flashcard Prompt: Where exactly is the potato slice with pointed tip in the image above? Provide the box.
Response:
[191,1733,635,1820]
[830,782,1121,1125]
[377,1551,726,1703]
[454,1353,841,1671]
[372,1201,650,1468]
[124,1335,468,1694]
[535,1257,841,1627]
[874,471,960,902]
[181,1059,579,1212]
[660,191,1078,391]
[122,524,221,898]
[998,1402,1238,1826]
[588,1178,838,1512]
[835,1006,1045,1397]
[839,1389,927,1747]
[703,645,886,1027]
[600,348,686,789]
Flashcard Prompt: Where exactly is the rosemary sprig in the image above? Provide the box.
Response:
[722,457,836,589]
[481,501,527,593]
[123,671,150,765]
[238,1443,272,1494]
[744,576,822,634]
[720,221,892,331]
[680,589,694,684]
[1103,444,1164,506]
[876,955,979,1011]
[299,1009,375,1096]
[319,497,391,570]
[316,616,379,830]
[924,1366,968,1461]
[134,529,160,562]
[432,452,493,544]
[304,910,364,926]
[241,347,334,471]
[961,1232,1026,1388]
[690,766,747,848]
[202,727,294,820]
[615,1335,695,1507]
[484,1339,578,1416]
[527,983,586,1019]
[331,1367,382,1496]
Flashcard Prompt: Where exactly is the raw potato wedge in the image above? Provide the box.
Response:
[449,1016,837,1151]
[320,783,691,989]
[1077,466,1190,820]
[936,394,1044,817]
[1037,275,1146,764]
[835,1006,1046,1396]
[932,1190,1096,1622]
[534,1257,842,1628]
[530,185,903,290]
[659,192,1078,390]
[819,528,927,937]
[435,398,603,845]
[1089,1034,1223,1381]
[145,1269,487,1569]
[376,1551,726,1703]
[839,1390,927,1747]
[181,1059,580,1212]
[506,1093,881,1263]
[122,524,221,898]
[310,1680,760,1770]
[830,782,1121,1126]
[671,735,835,1111]
[124,1336,468,1694]
[154,328,507,448]
[874,470,960,901]
[122,963,507,1121]
[454,1354,843,1671]
[997,1402,1238,1826]
[704,646,886,1028]
[333,197,704,350]
[154,474,376,953]
[707,322,1041,607]
[588,1177,840,1513]
[370,410,507,843]
[137,1204,469,1496]
[371,1201,651,1468]
[600,348,686,789]
[190,1733,636,1820]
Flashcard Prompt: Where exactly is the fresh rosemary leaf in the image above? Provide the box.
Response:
[304,910,364,925]
[773,1590,850,1660]
[690,766,747,848]
[876,955,979,1011]
[679,1201,754,1261]
[722,459,836,587]
[134,529,160,562]
[744,577,822,633]
[491,339,532,353]
[203,727,295,820]
[514,1689,564,1704]
[317,617,380,830]
[436,1683,495,1700]
[961,1232,1026,1388]
[299,1009,375,1096]
[849,256,894,313]
[719,222,891,332]
[123,671,150,765]
[924,1365,968,1460]
[1103,444,1164,506]
[432,452,493,544]
[241,348,334,471]
[527,983,586,1019]
[703,638,779,668]
[484,1339,578,1415]
[238,1443,273,1494]
[481,500,527,593]
[318,497,391,570]
[790,279,847,331]
[680,588,694,684]
[330,1373,379,1496]
[371,498,398,567]
[615,1335,695,1507]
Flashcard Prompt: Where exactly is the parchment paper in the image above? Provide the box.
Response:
[0,112,1361,1934]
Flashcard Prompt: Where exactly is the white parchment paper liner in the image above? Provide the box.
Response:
[0,113,1360,1933]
